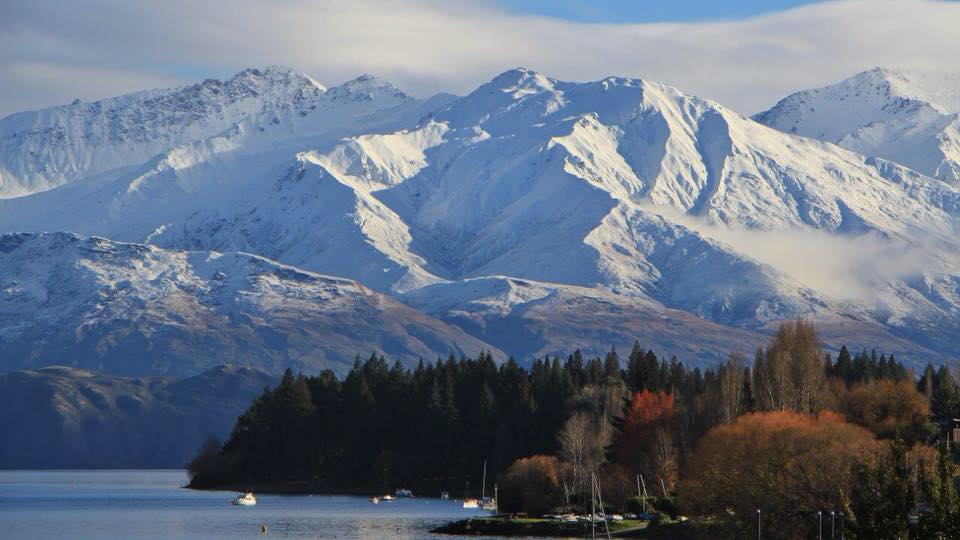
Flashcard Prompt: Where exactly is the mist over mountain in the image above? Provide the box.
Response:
[1,65,959,374]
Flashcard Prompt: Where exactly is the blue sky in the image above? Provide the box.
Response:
[499,0,823,23]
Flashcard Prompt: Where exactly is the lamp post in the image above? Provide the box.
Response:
[757,508,761,540]
[831,511,835,540]
[818,510,822,540]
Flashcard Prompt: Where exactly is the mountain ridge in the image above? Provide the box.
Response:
[1,66,959,372]
[0,364,275,468]
[0,231,498,377]
[755,67,960,183]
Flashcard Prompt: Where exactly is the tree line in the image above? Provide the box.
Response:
[189,320,960,539]
[189,346,708,492]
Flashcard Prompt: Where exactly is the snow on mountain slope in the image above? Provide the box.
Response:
[3,67,960,369]
[0,232,498,377]
[755,67,960,183]
[0,66,422,198]
[399,276,948,370]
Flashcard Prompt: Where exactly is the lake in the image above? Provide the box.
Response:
[0,470,521,539]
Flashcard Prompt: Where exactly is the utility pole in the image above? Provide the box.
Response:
[757,508,761,540]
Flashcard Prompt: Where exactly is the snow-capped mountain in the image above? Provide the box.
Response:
[1,66,959,373]
[0,66,423,198]
[755,67,960,183]
[0,232,496,376]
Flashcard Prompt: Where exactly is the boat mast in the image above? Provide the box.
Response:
[636,475,642,512]
[640,475,648,513]
[595,475,611,540]
[591,472,596,540]
[481,460,487,500]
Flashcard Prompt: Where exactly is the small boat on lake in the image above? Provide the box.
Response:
[478,461,497,512]
[462,498,479,509]
[395,488,413,498]
[369,496,380,504]
[381,494,396,501]
[479,496,497,512]
[440,491,450,500]
[230,492,256,506]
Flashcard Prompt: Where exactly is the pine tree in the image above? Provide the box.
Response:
[626,341,645,392]
[844,439,915,539]
[920,441,960,537]
[932,366,960,420]
[836,345,853,384]
[921,363,936,401]
[604,346,621,380]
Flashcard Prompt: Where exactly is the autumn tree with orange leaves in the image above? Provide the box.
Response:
[498,455,565,516]
[834,378,936,445]
[614,390,679,492]
[680,411,878,540]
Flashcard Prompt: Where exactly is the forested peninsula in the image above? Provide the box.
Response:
[189,320,960,539]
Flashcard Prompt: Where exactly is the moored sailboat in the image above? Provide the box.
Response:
[478,460,497,512]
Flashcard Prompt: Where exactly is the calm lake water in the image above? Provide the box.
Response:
[0,470,519,539]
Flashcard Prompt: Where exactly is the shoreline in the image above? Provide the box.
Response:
[186,479,474,497]
[431,516,694,538]
[186,481,390,496]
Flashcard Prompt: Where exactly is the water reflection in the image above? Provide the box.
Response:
[0,470,519,540]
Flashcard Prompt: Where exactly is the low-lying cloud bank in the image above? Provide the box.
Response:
[655,205,948,303]
[3,1,960,116]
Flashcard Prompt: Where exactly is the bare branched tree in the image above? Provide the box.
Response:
[557,410,611,499]
[753,320,826,414]
[718,352,746,424]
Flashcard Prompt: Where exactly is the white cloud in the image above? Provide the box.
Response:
[652,205,948,302]
[1,0,959,117]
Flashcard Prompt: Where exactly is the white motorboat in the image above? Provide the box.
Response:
[462,498,479,509]
[230,492,257,506]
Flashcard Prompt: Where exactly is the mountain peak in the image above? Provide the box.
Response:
[814,66,960,113]
[756,66,960,182]
[483,67,554,95]
[327,73,411,103]
[225,65,326,92]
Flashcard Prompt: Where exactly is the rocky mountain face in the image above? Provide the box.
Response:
[0,365,274,468]
[1,66,959,373]
[0,232,495,377]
